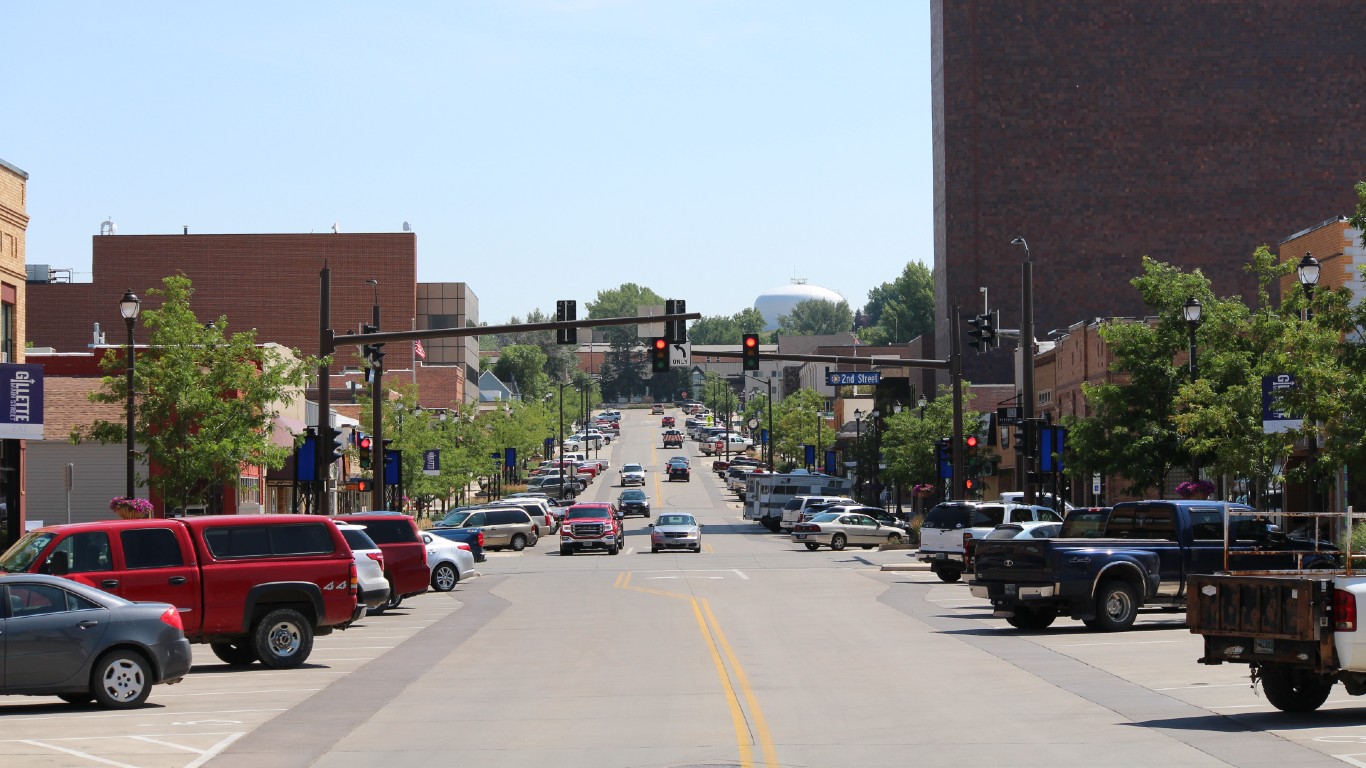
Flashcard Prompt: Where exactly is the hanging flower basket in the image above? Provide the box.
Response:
[110,497,154,519]
[1176,479,1216,500]
[912,483,936,498]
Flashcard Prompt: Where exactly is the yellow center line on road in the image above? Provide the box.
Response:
[614,570,776,768]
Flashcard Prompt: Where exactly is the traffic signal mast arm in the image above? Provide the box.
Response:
[327,311,702,354]
[703,349,949,370]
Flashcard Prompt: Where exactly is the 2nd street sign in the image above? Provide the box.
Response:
[826,371,881,386]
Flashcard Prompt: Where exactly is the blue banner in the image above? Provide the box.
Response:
[296,431,317,482]
[760,428,768,446]
[504,447,517,468]
[1262,374,1302,433]
[824,450,837,475]
[385,450,400,485]
[423,449,440,476]
[0,363,43,439]
[1040,426,1067,473]
[804,444,816,467]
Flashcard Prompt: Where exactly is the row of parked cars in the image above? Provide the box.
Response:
[0,510,476,709]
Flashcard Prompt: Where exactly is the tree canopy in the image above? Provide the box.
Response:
[776,299,854,336]
[858,261,935,344]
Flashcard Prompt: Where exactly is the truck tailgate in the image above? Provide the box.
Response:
[972,539,1053,582]
[1187,572,1335,669]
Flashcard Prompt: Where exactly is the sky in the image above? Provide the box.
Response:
[6,1,930,325]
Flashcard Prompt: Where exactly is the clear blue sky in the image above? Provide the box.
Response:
[7,1,930,324]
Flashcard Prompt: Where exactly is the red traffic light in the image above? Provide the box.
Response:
[654,338,667,350]
[966,435,979,449]
[743,336,757,349]
[357,435,372,450]
[964,478,975,490]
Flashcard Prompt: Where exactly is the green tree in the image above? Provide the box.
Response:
[688,308,768,345]
[74,275,317,513]
[776,299,854,336]
[587,283,664,401]
[772,388,826,469]
[493,344,550,401]
[489,308,577,381]
[858,262,935,344]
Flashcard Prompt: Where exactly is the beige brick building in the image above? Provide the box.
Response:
[0,157,28,550]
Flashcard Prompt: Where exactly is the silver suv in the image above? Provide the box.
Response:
[435,506,539,551]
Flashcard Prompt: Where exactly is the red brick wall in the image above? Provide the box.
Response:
[29,233,417,371]
[933,1,1366,385]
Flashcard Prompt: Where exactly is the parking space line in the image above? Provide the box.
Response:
[1333,756,1366,768]
[156,688,322,698]
[0,707,287,723]
[1050,640,1182,648]
[19,740,142,768]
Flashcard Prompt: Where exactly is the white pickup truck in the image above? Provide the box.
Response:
[1188,569,1366,712]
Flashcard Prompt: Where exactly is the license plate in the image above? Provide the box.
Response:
[1006,584,1017,595]
[1254,638,1274,654]
[931,553,946,560]
[794,534,807,539]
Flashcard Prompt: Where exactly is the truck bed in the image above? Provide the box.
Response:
[1186,572,1336,670]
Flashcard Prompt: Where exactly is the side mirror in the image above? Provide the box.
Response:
[647,523,654,529]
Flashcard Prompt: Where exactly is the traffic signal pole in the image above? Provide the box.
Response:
[951,307,965,499]
[317,265,332,516]
[1021,252,1037,505]
[370,298,384,514]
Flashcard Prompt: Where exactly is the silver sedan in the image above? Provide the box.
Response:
[649,513,702,553]
[791,511,906,551]
[422,532,477,592]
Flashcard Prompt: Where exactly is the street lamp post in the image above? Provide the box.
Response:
[892,401,903,515]
[119,289,142,499]
[747,374,773,471]
[1183,297,1203,385]
[871,408,883,506]
[853,408,864,498]
[1298,253,1321,511]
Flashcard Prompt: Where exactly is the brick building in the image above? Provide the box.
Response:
[26,233,480,406]
[0,158,29,549]
[932,1,1366,386]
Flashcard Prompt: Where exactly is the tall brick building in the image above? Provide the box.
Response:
[27,232,480,405]
[0,158,29,549]
[932,1,1366,386]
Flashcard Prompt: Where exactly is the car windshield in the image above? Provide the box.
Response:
[808,512,841,523]
[565,506,611,520]
[436,511,473,527]
[623,464,644,473]
[620,490,645,500]
[0,530,56,572]
[657,515,695,526]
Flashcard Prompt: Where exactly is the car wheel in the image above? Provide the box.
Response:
[431,562,460,592]
[1092,580,1139,631]
[58,692,94,705]
[90,649,153,708]
[252,608,315,669]
[1005,606,1058,631]
[560,546,573,556]
[1260,663,1334,712]
[510,534,527,552]
[829,534,847,551]
[211,641,259,666]
[608,543,620,555]
[861,545,875,550]
[804,542,821,551]
[652,545,661,553]
[934,566,962,583]
[692,545,702,553]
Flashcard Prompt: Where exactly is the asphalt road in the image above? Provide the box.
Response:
[5,407,1366,767]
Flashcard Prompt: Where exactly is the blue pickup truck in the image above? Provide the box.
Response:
[425,526,486,562]
[968,500,1336,631]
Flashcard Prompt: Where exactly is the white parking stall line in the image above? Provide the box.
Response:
[1154,683,1249,691]
[1332,755,1366,768]
[183,733,246,768]
[156,687,322,698]
[1050,640,1182,648]
[0,707,287,723]
[19,740,142,768]
[130,735,204,752]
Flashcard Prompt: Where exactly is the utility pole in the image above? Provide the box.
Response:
[369,281,384,514]
[1013,237,1036,505]
[951,307,964,499]
[317,265,332,516]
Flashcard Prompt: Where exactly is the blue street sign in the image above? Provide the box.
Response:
[825,371,881,387]
[297,431,317,482]
[385,450,400,485]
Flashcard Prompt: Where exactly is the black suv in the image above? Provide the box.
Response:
[668,463,690,482]
[617,489,651,518]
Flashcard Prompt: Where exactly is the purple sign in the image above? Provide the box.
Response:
[0,364,43,439]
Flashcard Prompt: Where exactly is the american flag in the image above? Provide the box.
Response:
[413,340,426,360]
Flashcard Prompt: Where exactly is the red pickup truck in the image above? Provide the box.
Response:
[0,516,365,669]
[559,503,624,556]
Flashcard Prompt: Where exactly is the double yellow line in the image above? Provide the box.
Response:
[613,572,777,768]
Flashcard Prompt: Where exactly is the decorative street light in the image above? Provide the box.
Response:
[871,408,883,506]
[853,408,864,494]
[119,289,142,499]
[1183,297,1203,385]
[1298,251,1320,320]
[917,394,928,419]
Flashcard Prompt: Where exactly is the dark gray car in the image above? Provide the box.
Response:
[0,573,193,708]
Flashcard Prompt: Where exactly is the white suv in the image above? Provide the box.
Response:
[779,495,856,531]
[336,523,390,609]
[918,501,1063,583]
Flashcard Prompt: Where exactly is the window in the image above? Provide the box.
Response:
[268,524,335,555]
[971,506,1007,528]
[351,519,417,544]
[239,476,261,506]
[51,531,113,572]
[0,296,12,363]
[202,523,334,558]
[1189,508,1224,541]
[7,583,70,617]
[120,528,185,569]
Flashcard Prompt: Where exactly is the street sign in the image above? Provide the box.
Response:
[668,341,692,368]
[637,304,666,338]
[825,371,881,386]
[996,405,1022,425]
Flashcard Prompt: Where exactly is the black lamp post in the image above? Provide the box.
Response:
[1298,251,1320,320]
[1183,297,1203,384]
[917,394,928,420]
[853,408,863,496]
[119,289,142,499]
[872,408,883,506]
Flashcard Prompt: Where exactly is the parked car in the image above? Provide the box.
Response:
[650,513,703,553]
[791,511,906,551]
[335,523,391,609]
[0,573,193,708]
[619,463,647,486]
[962,520,1063,571]
[917,501,1063,582]
[421,532,476,592]
[526,475,582,497]
[336,513,431,612]
[818,504,903,528]
[781,495,857,530]
[499,497,557,535]
[0,515,364,669]
[435,506,538,551]
[617,488,651,518]
[425,526,485,563]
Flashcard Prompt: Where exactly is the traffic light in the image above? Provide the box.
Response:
[966,314,991,353]
[651,337,669,372]
[963,477,976,493]
[356,433,373,470]
[556,300,577,345]
[742,333,760,370]
[665,299,687,344]
[983,309,999,348]
[360,322,384,374]
[328,427,346,463]
[966,434,979,458]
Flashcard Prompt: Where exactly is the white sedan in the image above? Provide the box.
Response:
[422,532,476,592]
[790,511,906,552]
[619,463,646,486]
